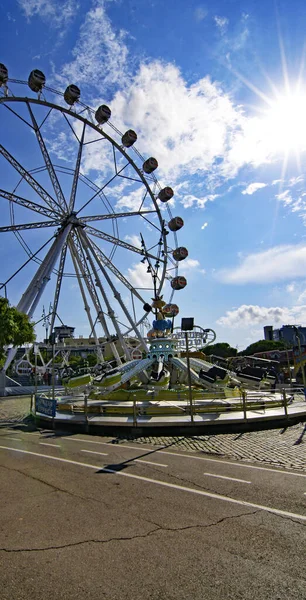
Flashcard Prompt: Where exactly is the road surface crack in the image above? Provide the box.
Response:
[0,509,261,553]
[0,463,111,508]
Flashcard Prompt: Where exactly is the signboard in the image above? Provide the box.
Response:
[35,395,56,418]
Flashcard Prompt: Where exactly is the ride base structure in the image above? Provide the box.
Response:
[33,307,306,431]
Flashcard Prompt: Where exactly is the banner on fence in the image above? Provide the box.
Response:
[35,395,56,418]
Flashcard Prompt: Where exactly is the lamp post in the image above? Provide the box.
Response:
[181,318,194,423]
[293,326,306,397]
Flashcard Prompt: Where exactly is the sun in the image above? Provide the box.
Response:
[264,92,306,153]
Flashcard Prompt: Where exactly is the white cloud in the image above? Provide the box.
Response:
[179,258,206,275]
[18,0,79,28]
[112,61,247,184]
[55,0,129,93]
[214,15,229,35]
[276,189,292,205]
[289,175,304,187]
[218,244,306,284]
[124,234,141,248]
[126,262,153,288]
[242,182,267,195]
[194,6,207,21]
[201,222,208,230]
[217,304,306,328]
[180,194,218,209]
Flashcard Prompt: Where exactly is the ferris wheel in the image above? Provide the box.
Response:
[0,66,189,367]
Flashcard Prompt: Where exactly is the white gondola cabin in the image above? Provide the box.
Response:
[158,187,174,202]
[95,104,111,124]
[172,247,188,262]
[64,84,80,105]
[171,276,187,290]
[28,69,46,92]
[143,157,158,174]
[163,303,179,317]
[168,216,184,232]
[0,63,8,85]
[122,129,137,147]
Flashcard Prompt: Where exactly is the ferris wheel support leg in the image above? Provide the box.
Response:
[79,230,131,362]
[84,232,148,354]
[19,225,72,318]
[2,226,72,373]
[70,246,104,364]
[49,242,68,336]
[69,235,120,362]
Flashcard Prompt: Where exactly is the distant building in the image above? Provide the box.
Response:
[54,325,75,342]
[264,324,306,345]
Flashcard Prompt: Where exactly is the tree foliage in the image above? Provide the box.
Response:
[0,298,35,366]
[202,342,238,358]
[239,339,290,356]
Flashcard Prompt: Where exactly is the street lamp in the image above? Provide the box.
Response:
[293,326,306,396]
[181,318,194,423]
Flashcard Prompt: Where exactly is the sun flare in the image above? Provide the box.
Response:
[263,92,306,153]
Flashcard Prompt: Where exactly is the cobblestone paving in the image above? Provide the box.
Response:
[115,423,306,472]
[0,396,31,424]
[1,395,305,472]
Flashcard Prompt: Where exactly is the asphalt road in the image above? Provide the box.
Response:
[0,428,305,600]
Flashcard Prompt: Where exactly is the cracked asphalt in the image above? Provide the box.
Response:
[0,426,305,599]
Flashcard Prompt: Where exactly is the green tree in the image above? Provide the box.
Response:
[239,339,290,355]
[201,342,238,358]
[0,298,35,366]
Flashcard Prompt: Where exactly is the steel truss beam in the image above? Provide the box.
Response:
[68,122,85,213]
[82,231,148,353]
[3,225,72,371]
[0,189,58,220]
[81,210,156,223]
[79,230,131,361]
[88,238,145,302]
[69,248,104,363]
[69,233,121,364]
[0,221,58,233]
[86,225,164,262]
[0,144,61,215]
[27,102,67,213]
[49,242,68,336]
[17,225,72,318]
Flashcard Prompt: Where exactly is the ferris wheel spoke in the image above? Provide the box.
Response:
[85,225,165,262]
[68,121,86,213]
[2,102,34,129]
[81,210,156,223]
[0,220,59,233]
[88,238,145,302]
[69,248,104,363]
[0,188,59,219]
[79,230,131,361]
[26,102,68,213]
[69,233,121,363]
[49,241,69,336]
[17,225,73,318]
[0,234,55,293]
[0,144,61,215]
[76,161,130,216]
[82,232,148,352]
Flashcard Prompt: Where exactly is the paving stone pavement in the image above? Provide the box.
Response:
[0,395,32,424]
[116,423,306,472]
[1,395,306,472]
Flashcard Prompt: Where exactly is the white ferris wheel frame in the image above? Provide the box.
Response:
[0,78,181,369]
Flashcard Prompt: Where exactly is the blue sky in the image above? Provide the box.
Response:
[2,0,306,349]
